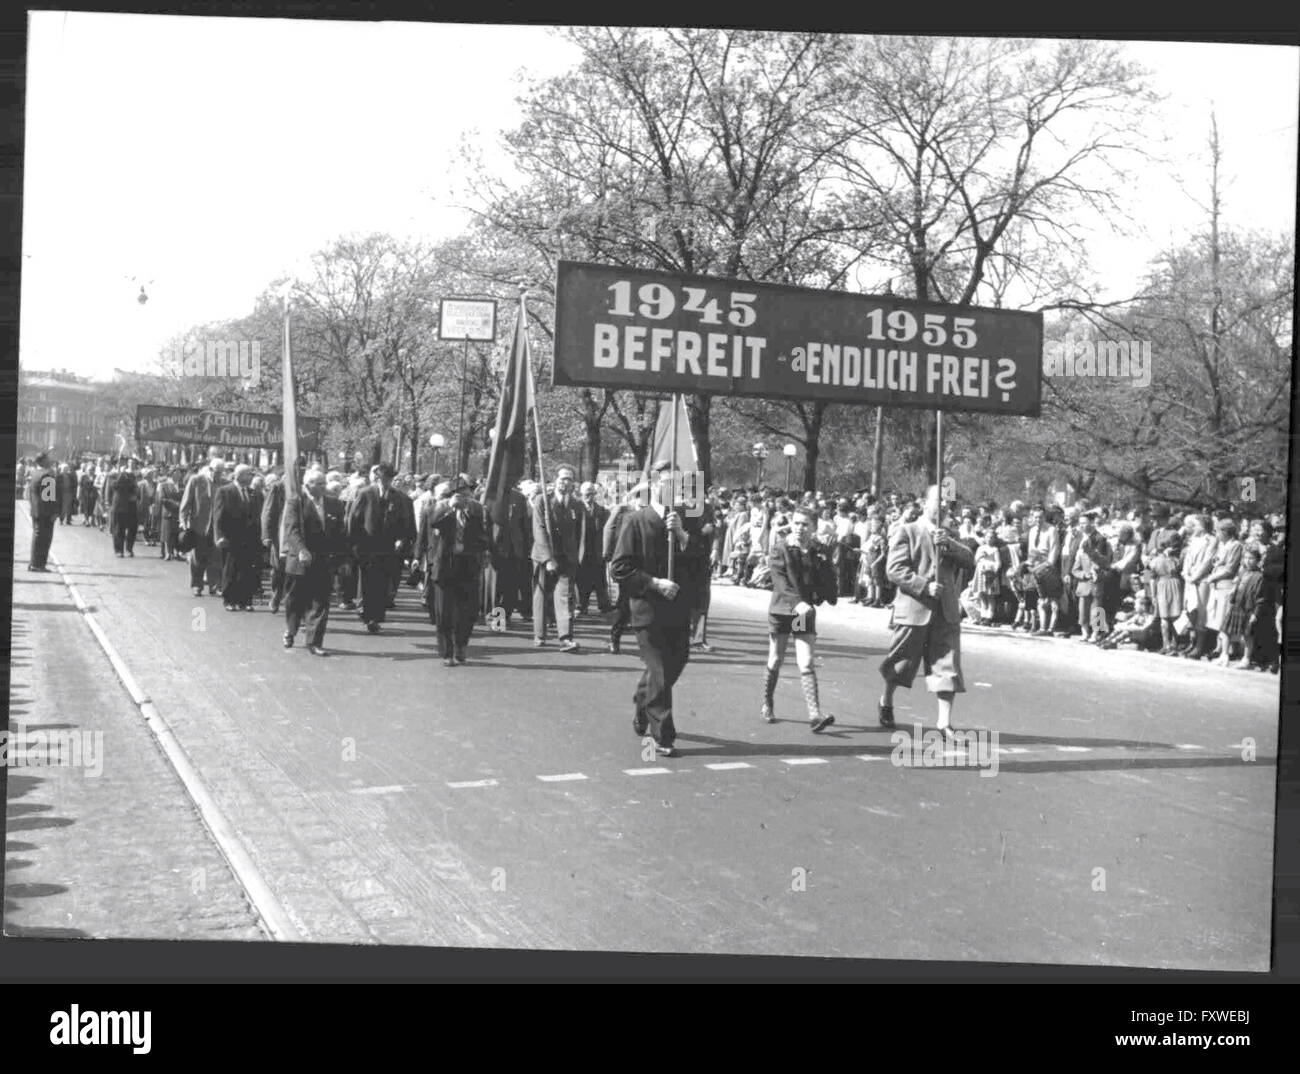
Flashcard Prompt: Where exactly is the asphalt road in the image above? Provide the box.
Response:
[5,508,1280,968]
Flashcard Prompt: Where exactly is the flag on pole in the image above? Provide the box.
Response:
[280,284,299,477]
[484,297,538,510]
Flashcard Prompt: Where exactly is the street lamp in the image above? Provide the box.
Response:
[783,443,797,494]
[429,433,445,475]
[751,442,769,487]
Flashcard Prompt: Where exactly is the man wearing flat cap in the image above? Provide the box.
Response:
[610,460,701,757]
[415,474,488,665]
[348,462,416,633]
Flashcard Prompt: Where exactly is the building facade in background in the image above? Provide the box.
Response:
[17,368,116,460]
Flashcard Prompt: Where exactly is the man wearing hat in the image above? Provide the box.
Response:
[26,452,58,571]
[348,462,416,633]
[212,463,262,610]
[610,460,702,756]
[416,474,488,665]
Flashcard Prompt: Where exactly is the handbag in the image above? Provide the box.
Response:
[176,526,196,554]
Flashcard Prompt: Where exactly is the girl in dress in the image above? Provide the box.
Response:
[1147,531,1184,654]
[973,528,1002,625]
[1220,545,1263,668]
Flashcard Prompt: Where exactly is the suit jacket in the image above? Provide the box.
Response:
[488,489,531,561]
[886,520,974,626]
[28,467,58,519]
[603,503,636,560]
[179,472,218,534]
[417,500,488,583]
[531,494,586,572]
[212,483,259,546]
[348,484,417,558]
[610,505,696,629]
[261,481,287,555]
[769,539,836,616]
[282,493,345,577]
[578,501,609,567]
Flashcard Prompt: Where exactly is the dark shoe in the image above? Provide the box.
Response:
[633,710,649,737]
[878,699,895,728]
[283,632,294,649]
[443,656,456,667]
[655,743,677,758]
[454,648,466,665]
[366,621,380,634]
[810,713,836,734]
[194,587,203,596]
[224,604,238,612]
[560,639,580,653]
[308,645,328,657]
[761,703,776,724]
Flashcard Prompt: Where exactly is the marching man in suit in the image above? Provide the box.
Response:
[416,474,488,666]
[611,461,700,758]
[281,467,345,656]
[180,458,225,596]
[212,463,261,611]
[531,465,584,652]
[878,484,975,740]
[762,503,837,732]
[348,462,416,634]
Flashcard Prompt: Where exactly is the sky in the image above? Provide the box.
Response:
[19,16,1299,380]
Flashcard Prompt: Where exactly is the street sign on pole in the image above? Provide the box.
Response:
[438,298,498,342]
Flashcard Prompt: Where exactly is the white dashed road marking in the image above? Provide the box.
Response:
[782,757,829,766]
[447,779,499,789]
[705,762,754,771]
[350,784,406,795]
[537,772,589,782]
[1055,746,1092,752]
[624,767,672,776]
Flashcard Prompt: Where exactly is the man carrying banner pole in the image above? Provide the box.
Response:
[612,437,698,757]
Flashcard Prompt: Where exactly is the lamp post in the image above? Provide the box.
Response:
[783,443,797,495]
[751,442,769,487]
[429,433,445,476]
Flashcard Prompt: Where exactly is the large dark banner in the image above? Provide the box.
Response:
[553,261,1043,416]
[135,405,321,450]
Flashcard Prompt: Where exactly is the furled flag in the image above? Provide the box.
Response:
[484,297,538,512]
[280,282,299,481]
[649,393,700,510]
[649,393,698,471]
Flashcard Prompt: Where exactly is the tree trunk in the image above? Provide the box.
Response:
[689,393,712,487]
[870,406,884,497]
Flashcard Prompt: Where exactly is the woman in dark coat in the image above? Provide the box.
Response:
[109,463,141,557]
